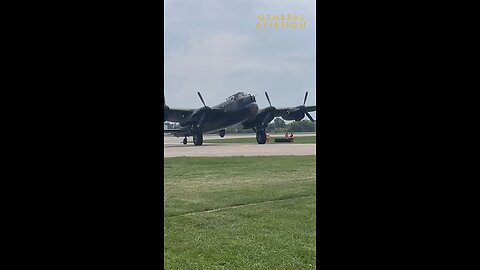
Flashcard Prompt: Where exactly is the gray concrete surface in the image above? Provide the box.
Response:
[164,133,316,157]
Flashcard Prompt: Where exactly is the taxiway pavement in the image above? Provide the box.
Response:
[164,133,316,157]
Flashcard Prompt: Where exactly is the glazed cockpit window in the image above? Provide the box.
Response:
[227,92,247,101]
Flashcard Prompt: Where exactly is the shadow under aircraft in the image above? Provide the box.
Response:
[164,91,316,146]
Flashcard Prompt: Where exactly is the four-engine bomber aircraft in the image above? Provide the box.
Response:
[164,91,316,146]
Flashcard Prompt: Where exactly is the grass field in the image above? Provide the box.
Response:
[164,156,316,269]
[203,135,316,144]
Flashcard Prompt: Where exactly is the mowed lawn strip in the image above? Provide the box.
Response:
[203,135,316,144]
[164,156,316,270]
[164,156,316,217]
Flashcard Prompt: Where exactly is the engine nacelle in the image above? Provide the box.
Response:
[219,129,226,138]
[288,111,304,122]
[295,114,305,121]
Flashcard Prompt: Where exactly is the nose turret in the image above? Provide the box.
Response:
[242,94,256,104]
[246,102,258,116]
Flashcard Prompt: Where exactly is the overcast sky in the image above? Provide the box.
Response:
[164,0,316,119]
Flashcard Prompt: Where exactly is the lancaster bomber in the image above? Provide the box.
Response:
[164,91,316,146]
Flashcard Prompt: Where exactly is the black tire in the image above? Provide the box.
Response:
[193,132,203,146]
[256,131,267,144]
[183,138,187,145]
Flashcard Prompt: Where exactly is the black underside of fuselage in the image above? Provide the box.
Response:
[173,104,258,137]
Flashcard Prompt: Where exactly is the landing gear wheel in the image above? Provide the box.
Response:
[193,131,203,146]
[183,137,187,145]
[256,130,267,144]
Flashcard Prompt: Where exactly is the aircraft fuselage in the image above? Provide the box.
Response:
[173,93,258,137]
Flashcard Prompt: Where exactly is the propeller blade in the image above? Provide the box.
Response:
[265,92,272,106]
[197,92,207,107]
[303,91,309,106]
[305,112,315,122]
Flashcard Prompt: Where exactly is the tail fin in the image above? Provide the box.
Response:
[164,93,170,122]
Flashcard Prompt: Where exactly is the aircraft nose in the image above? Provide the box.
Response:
[246,102,258,116]
[244,95,255,104]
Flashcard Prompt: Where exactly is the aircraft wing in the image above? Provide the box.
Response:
[164,129,181,133]
[163,126,191,137]
[165,108,194,123]
[274,106,316,117]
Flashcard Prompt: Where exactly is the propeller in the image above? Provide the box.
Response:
[302,91,315,122]
[305,111,315,122]
[260,91,277,127]
[197,92,207,107]
[286,91,315,122]
[265,91,272,107]
[196,91,211,128]
[300,91,315,122]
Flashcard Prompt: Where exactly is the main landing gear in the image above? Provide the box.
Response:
[193,130,203,146]
[254,127,267,144]
[181,128,204,146]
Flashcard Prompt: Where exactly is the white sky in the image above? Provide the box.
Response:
[164,0,316,119]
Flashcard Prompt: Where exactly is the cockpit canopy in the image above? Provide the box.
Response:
[227,92,248,101]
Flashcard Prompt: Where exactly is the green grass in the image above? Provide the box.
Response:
[164,156,316,270]
[203,135,316,144]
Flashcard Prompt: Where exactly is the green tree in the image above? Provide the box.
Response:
[287,120,316,132]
